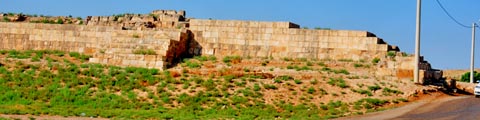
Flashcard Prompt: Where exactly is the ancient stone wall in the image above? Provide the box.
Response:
[189,19,397,61]
[0,22,188,69]
[0,10,443,82]
[393,55,442,82]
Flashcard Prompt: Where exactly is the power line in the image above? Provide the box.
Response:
[435,0,471,28]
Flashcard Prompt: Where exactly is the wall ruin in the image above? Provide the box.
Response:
[189,19,397,61]
[0,10,442,82]
[0,22,191,70]
[85,10,187,30]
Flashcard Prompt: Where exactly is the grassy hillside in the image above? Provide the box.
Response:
[0,50,419,119]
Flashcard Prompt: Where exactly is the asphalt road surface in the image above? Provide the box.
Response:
[394,95,480,120]
[338,94,480,120]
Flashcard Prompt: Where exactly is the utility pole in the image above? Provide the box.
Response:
[414,0,421,84]
[471,22,476,83]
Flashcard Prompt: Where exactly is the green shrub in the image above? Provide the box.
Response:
[31,56,41,62]
[222,56,242,63]
[253,83,261,91]
[355,98,389,110]
[261,60,269,66]
[382,88,403,95]
[307,87,316,94]
[194,56,208,61]
[202,79,216,91]
[286,65,294,69]
[294,79,302,84]
[79,54,91,61]
[333,69,349,75]
[317,62,326,66]
[353,63,364,68]
[7,50,31,59]
[223,75,236,83]
[132,49,156,55]
[338,59,353,62]
[367,85,381,92]
[372,58,380,64]
[314,27,331,30]
[132,34,140,38]
[306,61,313,66]
[366,98,388,106]
[52,50,65,57]
[321,67,331,72]
[460,71,480,82]
[183,59,201,68]
[296,66,311,71]
[352,89,373,96]
[397,98,408,102]
[297,58,308,62]
[0,50,6,55]
[327,78,348,88]
[387,51,396,57]
[2,17,10,22]
[274,79,282,83]
[286,65,311,71]
[277,75,293,81]
[194,55,216,61]
[282,57,293,61]
[69,52,81,58]
[56,19,64,24]
[338,82,348,88]
[263,84,277,90]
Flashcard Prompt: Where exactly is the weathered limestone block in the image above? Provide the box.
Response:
[89,58,99,63]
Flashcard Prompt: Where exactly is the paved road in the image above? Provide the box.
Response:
[394,95,480,120]
[338,94,480,120]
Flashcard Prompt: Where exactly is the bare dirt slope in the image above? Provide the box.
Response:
[0,50,436,119]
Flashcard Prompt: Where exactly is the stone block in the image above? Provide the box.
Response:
[89,58,99,63]
[121,60,132,66]
[145,55,157,61]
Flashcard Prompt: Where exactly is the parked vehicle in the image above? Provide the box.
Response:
[475,82,480,98]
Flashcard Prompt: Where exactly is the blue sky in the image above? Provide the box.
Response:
[1,0,479,69]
